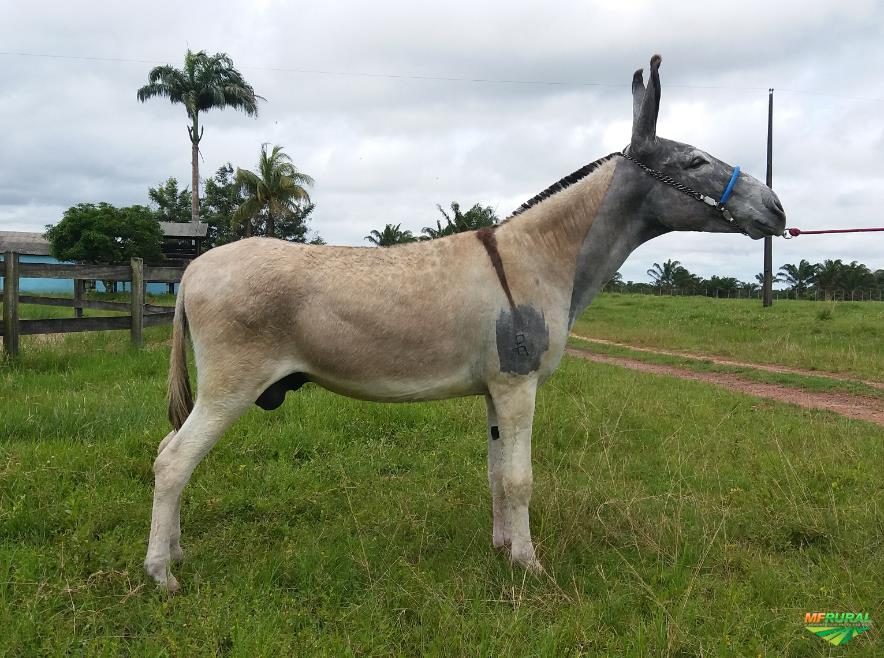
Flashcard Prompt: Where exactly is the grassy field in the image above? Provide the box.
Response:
[572,294,884,381]
[568,336,884,401]
[1,303,882,655]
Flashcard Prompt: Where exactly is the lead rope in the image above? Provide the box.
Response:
[785,227,884,239]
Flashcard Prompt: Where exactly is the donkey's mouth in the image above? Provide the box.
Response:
[748,217,786,239]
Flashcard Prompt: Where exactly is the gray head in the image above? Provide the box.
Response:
[625,55,786,239]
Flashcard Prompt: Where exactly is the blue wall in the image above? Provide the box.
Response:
[17,255,176,295]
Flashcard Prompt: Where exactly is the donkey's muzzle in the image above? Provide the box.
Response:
[764,190,786,221]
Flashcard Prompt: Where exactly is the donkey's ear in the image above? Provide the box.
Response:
[631,54,662,147]
[632,68,645,125]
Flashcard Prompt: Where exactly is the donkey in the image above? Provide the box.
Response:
[145,55,786,591]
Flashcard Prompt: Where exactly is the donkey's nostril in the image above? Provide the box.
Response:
[764,191,785,217]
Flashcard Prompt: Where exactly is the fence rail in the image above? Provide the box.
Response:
[1,252,185,358]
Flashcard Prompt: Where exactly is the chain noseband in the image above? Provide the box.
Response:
[617,151,746,235]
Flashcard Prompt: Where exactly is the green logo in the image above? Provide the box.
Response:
[804,612,872,646]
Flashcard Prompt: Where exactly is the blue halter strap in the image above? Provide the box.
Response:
[719,166,740,205]
[618,151,748,234]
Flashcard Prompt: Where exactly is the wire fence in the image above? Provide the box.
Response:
[604,286,884,301]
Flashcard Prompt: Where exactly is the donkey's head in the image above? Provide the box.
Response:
[624,55,785,239]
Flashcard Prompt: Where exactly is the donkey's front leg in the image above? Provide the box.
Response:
[489,378,542,572]
[485,395,509,549]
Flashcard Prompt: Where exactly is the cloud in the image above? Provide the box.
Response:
[0,0,882,285]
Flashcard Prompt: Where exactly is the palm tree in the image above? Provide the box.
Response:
[839,261,874,297]
[421,202,497,239]
[646,259,681,287]
[233,144,314,239]
[813,259,844,301]
[137,50,262,224]
[778,260,817,298]
[754,271,784,294]
[704,275,742,297]
[365,223,417,246]
[604,271,624,292]
[672,265,701,291]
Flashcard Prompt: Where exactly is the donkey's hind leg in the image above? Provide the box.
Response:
[156,431,185,562]
[144,397,250,592]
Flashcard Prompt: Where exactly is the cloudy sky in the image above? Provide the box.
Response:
[2,0,882,282]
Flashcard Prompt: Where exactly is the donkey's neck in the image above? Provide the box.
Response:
[566,160,668,325]
[499,158,665,328]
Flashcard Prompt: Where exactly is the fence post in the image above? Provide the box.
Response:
[3,251,20,358]
[73,278,85,318]
[130,257,144,348]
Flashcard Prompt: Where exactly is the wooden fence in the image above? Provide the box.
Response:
[1,252,185,358]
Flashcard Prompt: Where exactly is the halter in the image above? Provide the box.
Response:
[618,151,745,235]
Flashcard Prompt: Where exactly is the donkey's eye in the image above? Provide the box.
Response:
[688,155,709,169]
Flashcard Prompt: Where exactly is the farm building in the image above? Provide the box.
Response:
[0,224,206,294]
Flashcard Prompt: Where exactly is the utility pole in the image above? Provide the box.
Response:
[763,88,774,307]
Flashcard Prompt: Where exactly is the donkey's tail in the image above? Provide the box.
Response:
[167,281,194,430]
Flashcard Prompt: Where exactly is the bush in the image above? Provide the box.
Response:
[816,306,834,321]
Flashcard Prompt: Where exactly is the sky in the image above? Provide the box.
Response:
[1,0,882,283]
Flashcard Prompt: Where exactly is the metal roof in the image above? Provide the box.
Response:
[0,223,208,258]
[0,231,52,256]
[159,222,208,238]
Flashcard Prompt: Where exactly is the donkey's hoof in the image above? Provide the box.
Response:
[162,574,181,594]
[510,545,544,573]
[145,558,180,593]
[524,558,545,574]
[512,556,545,574]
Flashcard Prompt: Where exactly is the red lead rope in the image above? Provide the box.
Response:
[785,227,884,238]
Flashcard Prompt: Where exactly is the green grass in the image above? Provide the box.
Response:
[568,336,884,401]
[1,327,881,655]
[573,294,884,381]
[14,292,176,321]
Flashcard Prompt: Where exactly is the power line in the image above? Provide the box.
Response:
[1,49,882,103]
[0,50,622,87]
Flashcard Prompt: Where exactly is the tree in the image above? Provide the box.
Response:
[646,259,681,287]
[274,202,319,243]
[421,202,498,239]
[137,50,262,224]
[703,275,741,296]
[365,223,417,246]
[778,260,817,297]
[672,265,701,290]
[812,259,844,301]
[148,177,192,223]
[45,203,164,264]
[202,163,244,248]
[839,261,874,297]
[233,144,314,239]
[604,271,624,292]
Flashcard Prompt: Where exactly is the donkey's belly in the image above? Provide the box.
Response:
[305,370,485,403]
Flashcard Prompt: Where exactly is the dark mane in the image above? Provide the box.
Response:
[510,152,619,217]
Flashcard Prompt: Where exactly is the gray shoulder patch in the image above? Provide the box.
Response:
[495,305,550,374]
